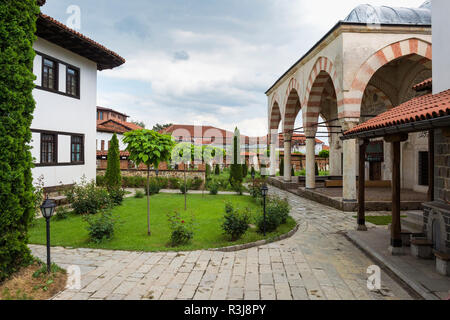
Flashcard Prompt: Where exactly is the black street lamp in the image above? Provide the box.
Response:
[261,184,269,236]
[40,195,56,273]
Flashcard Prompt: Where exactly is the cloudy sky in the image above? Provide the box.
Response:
[41,0,425,138]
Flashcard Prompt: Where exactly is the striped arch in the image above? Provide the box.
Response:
[346,38,432,118]
[282,78,302,136]
[269,96,282,131]
[365,84,393,110]
[303,57,342,135]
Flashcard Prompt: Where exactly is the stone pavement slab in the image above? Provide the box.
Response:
[30,185,415,300]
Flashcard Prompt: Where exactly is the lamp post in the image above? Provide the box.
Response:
[261,184,268,236]
[40,195,56,273]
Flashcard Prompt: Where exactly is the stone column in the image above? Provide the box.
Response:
[358,139,369,231]
[269,130,278,176]
[306,137,316,189]
[284,133,292,182]
[342,121,359,203]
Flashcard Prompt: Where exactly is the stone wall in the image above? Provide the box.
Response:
[97,169,206,188]
[423,129,450,253]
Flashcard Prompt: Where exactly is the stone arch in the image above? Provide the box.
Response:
[348,38,432,117]
[282,78,302,135]
[303,57,342,135]
[269,100,282,131]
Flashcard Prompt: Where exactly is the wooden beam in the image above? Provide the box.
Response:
[357,139,369,231]
[391,140,402,249]
[428,130,435,202]
[384,133,408,143]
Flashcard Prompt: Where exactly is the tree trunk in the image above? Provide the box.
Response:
[147,165,151,236]
[184,163,187,210]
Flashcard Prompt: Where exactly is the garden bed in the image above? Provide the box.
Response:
[28,194,296,252]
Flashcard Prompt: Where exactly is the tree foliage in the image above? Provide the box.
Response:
[152,123,173,132]
[319,149,329,159]
[0,0,39,281]
[230,129,243,186]
[105,133,121,190]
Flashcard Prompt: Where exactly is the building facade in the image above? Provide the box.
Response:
[267,2,432,200]
[30,12,124,189]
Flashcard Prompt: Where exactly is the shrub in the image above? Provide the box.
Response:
[208,182,219,195]
[96,175,106,187]
[144,179,161,195]
[53,206,70,221]
[291,167,295,177]
[168,177,180,189]
[190,177,203,190]
[135,190,145,198]
[225,201,234,214]
[231,181,244,195]
[155,177,168,189]
[66,180,112,215]
[256,210,281,233]
[0,0,40,282]
[215,164,220,175]
[267,196,290,224]
[109,187,125,205]
[222,207,251,241]
[319,149,329,159]
[84,211,116,243]
[205,164,211,178]
[166,211,194,246]
[104,133,121,190]
[179,180,190,194]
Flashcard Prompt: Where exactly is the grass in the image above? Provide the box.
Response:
[353,215,407,226]
[28,194,296,252]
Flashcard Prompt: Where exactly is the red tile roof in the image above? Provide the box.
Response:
[413,78,432,91]
[278,134,324,145]
[344,89,450,136]
[37,13,125,70]
[97,119,143,134]
[97,106,129,118]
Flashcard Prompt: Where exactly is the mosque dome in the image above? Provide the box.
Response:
[343,2,431,25]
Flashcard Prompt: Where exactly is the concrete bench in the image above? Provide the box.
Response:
[434,251,450,276]
[411,239,433,259]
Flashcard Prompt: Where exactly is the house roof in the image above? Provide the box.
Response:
[97,106,129,118]
[36,13,125,70]
[97,119,142,134]
[278,134,324,145]
[413,78,432,91]
[343,89,450,138]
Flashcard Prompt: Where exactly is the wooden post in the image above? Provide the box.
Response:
[385,133,408,254]
[428,129,435,202]
[358,139,368,231]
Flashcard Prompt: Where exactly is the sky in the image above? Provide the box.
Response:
[41,0,426,140]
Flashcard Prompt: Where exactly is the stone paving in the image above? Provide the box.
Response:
[30,186,415,300]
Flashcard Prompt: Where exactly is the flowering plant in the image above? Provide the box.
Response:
[166,210,195,246]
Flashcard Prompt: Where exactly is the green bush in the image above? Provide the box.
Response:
[109,187,125,205]
[208,182,219,195]
[122,176,146,188]
[319,150,329,158]
[134,190,145,198]
[190,177,203,190]
[205,164,211,178]
[242,163,248,178]
[84,211,116,243]
[222,206,250,241]
[105,133,122,190]
[0,0,40,282]
[144,179,161,195]
[256,210,281,233]
[267,196,290,224]
[168,177,180,189]
[53,206,70,221]
[179,180,190,194]
[166,211,194,246]
[215,164,220,175]
[155,177,168,189]
[96,175,106,187]
[66,180,112,215]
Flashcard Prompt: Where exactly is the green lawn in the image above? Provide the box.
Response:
[28,194,296,252]
[353,215,407,226]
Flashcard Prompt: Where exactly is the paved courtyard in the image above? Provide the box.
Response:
[30,186,415,300]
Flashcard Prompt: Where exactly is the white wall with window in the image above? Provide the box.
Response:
[31,37,97,188]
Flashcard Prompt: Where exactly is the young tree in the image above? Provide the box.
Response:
[229,128,243,187]
[0,0,39,281]
[319,149,330,159]
[104,133,121,190]
[123,130,175,235]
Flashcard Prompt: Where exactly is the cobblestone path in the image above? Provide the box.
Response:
[30,186,414,300]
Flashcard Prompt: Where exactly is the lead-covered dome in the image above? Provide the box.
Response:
[343,2,431,25]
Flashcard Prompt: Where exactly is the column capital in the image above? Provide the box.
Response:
[283,132,293,142]
[340,119,360,132]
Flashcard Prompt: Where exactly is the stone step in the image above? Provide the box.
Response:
[401,211,424,234]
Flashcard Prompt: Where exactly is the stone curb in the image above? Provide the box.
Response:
[344,231,440,300]
[209,223,300,253]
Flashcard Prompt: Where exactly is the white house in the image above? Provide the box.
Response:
[30,12,124,189]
